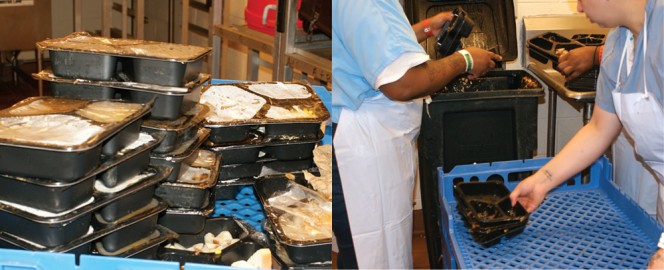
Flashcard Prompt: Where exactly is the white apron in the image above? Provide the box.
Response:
[611,17,664,224]
[334,92,422,269]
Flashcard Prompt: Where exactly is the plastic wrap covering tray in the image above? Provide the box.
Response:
[438,156,664,269]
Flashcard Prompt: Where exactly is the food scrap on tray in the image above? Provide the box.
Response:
[230,248,272,269]
[164,230,239,254]
[268,187,332,241]
[247,82,312,99]
[200,85,266,122]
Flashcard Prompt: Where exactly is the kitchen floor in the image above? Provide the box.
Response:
[332,210,430,269]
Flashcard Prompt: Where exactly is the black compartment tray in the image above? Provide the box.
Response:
[141,103,208,154]
[150,127,211,182]
[94,225,178,258]
[158,199,215,234]
[254,176,332,264]
[38,32,211,87]
[265,222,332,267]
[436,70,544,98]
[200,82,330,130]
[94,199,166,253]
[453,181,529,227]
[155,150,221,209]
[0,131,163,214]
[0,97,151,181]
[215,178,255,200]
[0,165,170,248]
[527,32,585,66]
[160,217,250,265]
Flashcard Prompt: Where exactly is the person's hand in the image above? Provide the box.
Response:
[426,12,455,37]
[648,248,664,269]
[556,46,597,81]
[509,173,551,213]
[465,47,502,79]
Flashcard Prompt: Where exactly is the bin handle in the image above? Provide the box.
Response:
[262,4,277,25]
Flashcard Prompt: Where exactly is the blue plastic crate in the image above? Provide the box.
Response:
[214,185,266,232]
[439,156,664,269]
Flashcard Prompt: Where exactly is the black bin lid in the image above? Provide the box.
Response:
[410,0,517,62]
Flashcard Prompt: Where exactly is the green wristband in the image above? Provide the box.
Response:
[458,49,473,72]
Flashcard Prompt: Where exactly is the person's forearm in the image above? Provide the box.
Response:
[379,53,466,101]
[533,105,621,191]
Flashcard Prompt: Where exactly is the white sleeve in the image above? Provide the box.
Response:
[373,52,431,90]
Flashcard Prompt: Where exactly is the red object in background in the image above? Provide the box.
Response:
[245,0,303,36]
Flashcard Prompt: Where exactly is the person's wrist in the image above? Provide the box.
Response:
[422,18,434,38]
[457,49,473,72]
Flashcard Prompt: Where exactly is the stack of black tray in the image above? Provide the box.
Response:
[453,181,529,247]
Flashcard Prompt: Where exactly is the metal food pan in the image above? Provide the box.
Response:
[201,82,330,127]
[150,127,211,182]
[121,83,202,120]
[141,104,208,154]
[49,50,117,81]
[158,203,214,234]
[207,124,260,144]
[94,225,178,259]
[94,199,165,253]
[215,178,255,200]
[160,217,250,265]
[0,97,151,181]
[218,162,263,181]
[0,173,94,213]
[130,56,205,87]
[254,176,332,264]
[263,122,322,141]
[50,81,119,100]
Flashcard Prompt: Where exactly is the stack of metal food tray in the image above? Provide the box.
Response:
[0,96,176,258]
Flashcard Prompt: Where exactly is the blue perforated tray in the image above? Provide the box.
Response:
[213,185,265,232]
[439,156,664,269]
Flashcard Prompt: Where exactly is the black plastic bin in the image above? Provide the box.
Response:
[403,0,544,268]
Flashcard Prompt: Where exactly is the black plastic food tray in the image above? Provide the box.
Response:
[254,176,332,264]
[0,174,94,214]
[215,178,255,200]
[0,97,151,181]
[94,199,166,253]
[122,84,202,120]
[453,181,529,227]
[0,132,162,214]
[141,104,208,154]
[50,50,117,81]
[0,165,169,248]
[160,217,250,265]
[94,225,178,258]
[207,124,260,144]
[99,133,159,188]
[154,150,221,209]
[218,162,263,181]
[527,32,585,67]
[158,202,214,234]
[130,56,205,87]
[97,183,156,222]
[50,81,119,100]
[150,127,211,182]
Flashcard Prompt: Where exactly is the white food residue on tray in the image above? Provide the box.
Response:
[265,105,314,119]
[247,82,311,99]
[165,230,239,254]
[177,165,211,184]
[0,114,105,147]
[304,144,332,200]
[190,149,217,167]
[268,187,332,241]
[94,170,156,193]
[6,98,88,116]
[119,132,155,153]
[201,85,266,122]
[0,197,94,218]
[76,101,143,123]
[231,248,272,269]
